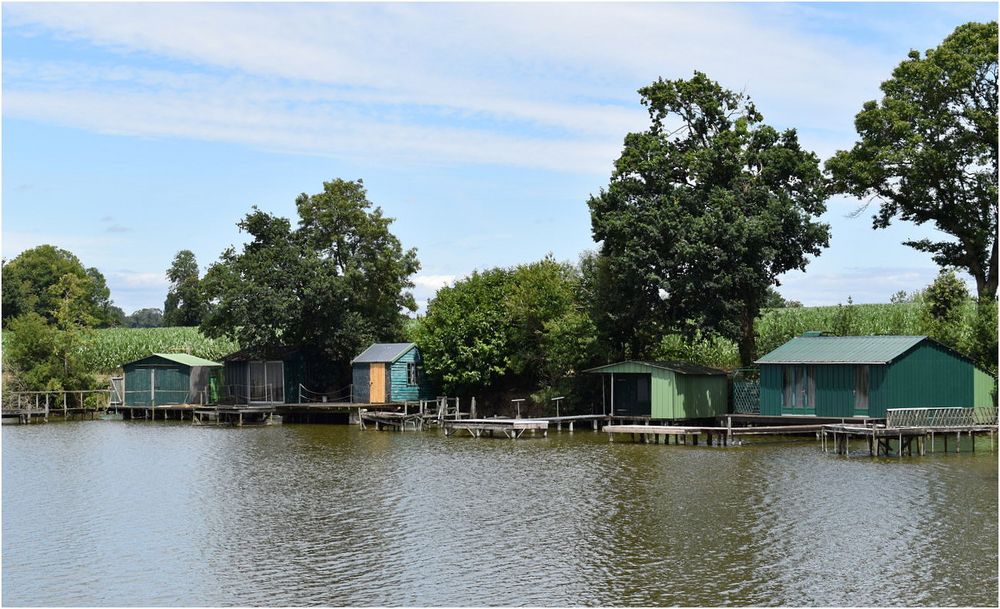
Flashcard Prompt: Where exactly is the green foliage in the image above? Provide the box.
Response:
[163,250,205,326]
[918,270,971,348]
[966,299,999,375]
[3,313,96,391]
[827,21,999,299]
[201,179,419,365]
[2,245,119,328]
[652,333,740,371]
[124,308,164,328]
[415,257,593,398]
[77,327,240,373]
[588,72,830,366]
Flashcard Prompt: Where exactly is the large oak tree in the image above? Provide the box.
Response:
[200,179,420,370]
[827,21,998,299]
[589,72,830,366]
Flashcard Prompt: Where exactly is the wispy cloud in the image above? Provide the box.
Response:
[2,3,918,173]
[109,270,168,288]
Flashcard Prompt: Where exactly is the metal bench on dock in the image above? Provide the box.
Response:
[443,418,550,439]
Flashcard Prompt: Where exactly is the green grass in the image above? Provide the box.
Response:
[78,327,239,373]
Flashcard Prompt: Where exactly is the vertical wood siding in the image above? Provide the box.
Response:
[352,365,370,403]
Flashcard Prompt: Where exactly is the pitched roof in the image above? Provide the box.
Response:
[135,353,222,367]
[351,343,416,364]
[584,360,727,375]
[223,346,302,362]
[755,335,927,365]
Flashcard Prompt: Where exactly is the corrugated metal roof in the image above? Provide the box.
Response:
[351,343,415,364]
[584,360,727,375]
[139,353,222,367]
[755,336,927,365]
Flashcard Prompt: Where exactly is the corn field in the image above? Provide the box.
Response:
[654,302,982,371]
[77,327,239,373]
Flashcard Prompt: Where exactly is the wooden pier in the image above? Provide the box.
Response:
[604,423,826,446]
[821,423,997,457]
[443,418,550,439]
[193,405,281,426]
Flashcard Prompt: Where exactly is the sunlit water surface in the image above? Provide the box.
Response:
[3,422,997,606]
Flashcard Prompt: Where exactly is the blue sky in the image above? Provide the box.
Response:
[2,2,996,315]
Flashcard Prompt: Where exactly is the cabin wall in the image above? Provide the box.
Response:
[879,342,973,413]
[123,363,190,406]
[674,374,727,418]
[352,365,371,403]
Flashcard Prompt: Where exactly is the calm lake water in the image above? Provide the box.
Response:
[3,421,997,607]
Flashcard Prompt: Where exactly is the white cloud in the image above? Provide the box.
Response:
[2,3,924,172]
[412,274,457,290]
[109,271,169,289]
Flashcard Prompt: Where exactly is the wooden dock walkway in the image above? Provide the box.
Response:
[604,422,827,446]
[443,418,550,439]
[821,423,997,457]
[193,405,281,426]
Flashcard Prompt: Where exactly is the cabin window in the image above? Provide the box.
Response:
[407,362,418,386]
[783,366,814,409]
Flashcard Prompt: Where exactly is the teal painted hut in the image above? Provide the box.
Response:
[584,361,728,419]
[123,353,222,406]
[756,333,996,418]
[351,343,434,404]
[221,346,309,404]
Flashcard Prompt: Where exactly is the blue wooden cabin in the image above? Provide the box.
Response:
[351,343,434,404]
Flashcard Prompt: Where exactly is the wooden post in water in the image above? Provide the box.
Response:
[470,397,476,420]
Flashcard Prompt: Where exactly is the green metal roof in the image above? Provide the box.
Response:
[583,360,727,375]
[755,336,927,365]
[150,353,223,367]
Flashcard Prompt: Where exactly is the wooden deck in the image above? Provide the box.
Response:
[443,418,550,439]
[193,405,281,427]
[821,423,998,457]
[605,422,828,446]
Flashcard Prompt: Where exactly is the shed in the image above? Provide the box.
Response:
[351,343,434,404]
[583,361,728,419]
[756,334,996,418]
[221,346,308,404]
[123,353,222,406]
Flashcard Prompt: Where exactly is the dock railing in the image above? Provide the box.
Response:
[298,384,352,404]
[886,406,998,429]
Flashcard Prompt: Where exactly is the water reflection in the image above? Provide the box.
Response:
[3,423,996,606]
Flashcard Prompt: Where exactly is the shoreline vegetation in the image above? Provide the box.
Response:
[11,298,978,376]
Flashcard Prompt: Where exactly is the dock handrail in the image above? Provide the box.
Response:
[298,384,352,404]
[886,406,998,428]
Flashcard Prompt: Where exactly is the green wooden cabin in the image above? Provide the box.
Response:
[221,347,309,405]
[123,353,222,406]
[756,333,996,418]
[351,343,435,404]
[584,361,728,419]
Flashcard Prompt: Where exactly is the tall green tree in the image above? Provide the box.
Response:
[163,250,205,326]
[827,21,998,299]
[589,72,830,366]
[201,179,419,366]
[1,245,118,328]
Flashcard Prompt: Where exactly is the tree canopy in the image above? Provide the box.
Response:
[827,21,998,299]
[2,245,118,328]
[200,179,420,367]
[588,72,830,366]
[163,250,205,327]
[414,257,596,406]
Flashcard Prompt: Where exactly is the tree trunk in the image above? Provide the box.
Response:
[983,236,998,300]
[738,302,758,368]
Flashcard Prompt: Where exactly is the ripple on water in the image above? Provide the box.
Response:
[3,423,997,606]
